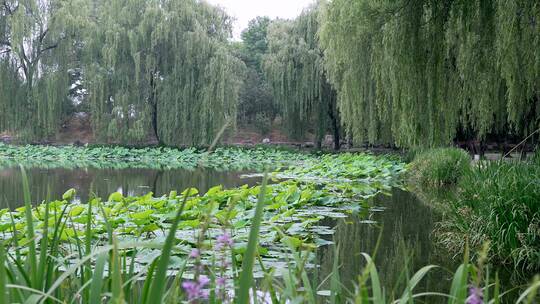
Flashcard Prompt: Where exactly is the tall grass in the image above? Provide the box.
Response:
[409,148,471,186]
[0,169,538,303]
[439,159,540,273]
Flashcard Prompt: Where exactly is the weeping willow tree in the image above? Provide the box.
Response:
[319,0,540,148]
[263,5,340,148]
[84,0,244,146]
[0,0,83,140]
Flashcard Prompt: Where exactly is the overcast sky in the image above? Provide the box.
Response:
[206,0,316,40]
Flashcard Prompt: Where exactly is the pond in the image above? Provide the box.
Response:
[0,165,455,292]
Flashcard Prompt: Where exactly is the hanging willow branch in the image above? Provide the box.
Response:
[263,4,339,145]
[0,0,82,140]
[85,0,244,146]
[319,0,540,148]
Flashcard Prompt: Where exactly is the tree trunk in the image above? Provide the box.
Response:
[333,123,340,151]
[315,139,322,150]
[151,101,160,144]
[25,67,35,135]
[327,93,340,151]
[149,71,162,145]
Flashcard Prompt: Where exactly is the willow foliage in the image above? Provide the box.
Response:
[0,0,83,140]
[319,0,540,148]
[85,0,244,146]
[263,5,339,145]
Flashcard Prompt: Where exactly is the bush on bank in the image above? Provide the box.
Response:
[409,147,471,186]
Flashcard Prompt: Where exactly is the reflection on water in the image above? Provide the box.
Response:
[0,167,260,209]
[317,188,457,296]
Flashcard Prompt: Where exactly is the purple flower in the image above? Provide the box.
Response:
[198,275,210,286]
[466,286,483,304]
[215,232,234,250]
[182,275,210,301]
[216,276,227,287]
[189,249,200,259]
[182,281,199,301]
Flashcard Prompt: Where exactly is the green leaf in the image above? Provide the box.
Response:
[130,210,154,220]
[69,205,85,217]
[108,192,124,202]
[62,188,77,201]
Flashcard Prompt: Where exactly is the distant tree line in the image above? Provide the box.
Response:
[1,0,539,150]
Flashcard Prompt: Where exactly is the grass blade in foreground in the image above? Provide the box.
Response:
[147,188,193,303]
[237,173,268,304]
[0,245,7,304]
[89,253,107,304]
[20,166,38,287]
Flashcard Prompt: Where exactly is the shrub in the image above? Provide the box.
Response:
[409,147,471,186]
[254,113,271,135]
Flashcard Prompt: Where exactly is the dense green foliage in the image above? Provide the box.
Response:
[319,0,540,148]
[236,17,276,130]
[263,5,340,147]
[409,148,471,186]
[439,159,540,272]
[85,0,244,145]
[0,0,82,140]
[3,0,538,149]
[1,0,244,146]
[409,148,540,272]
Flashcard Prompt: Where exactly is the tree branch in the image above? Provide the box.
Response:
[18,43,30,78]
[38,42,58,55]
[35,29,64,61]
[38,28,49,44]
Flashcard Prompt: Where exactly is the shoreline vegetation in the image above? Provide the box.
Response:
[409,148,540,274]
[0,143,537,302]
[0,143,313,170]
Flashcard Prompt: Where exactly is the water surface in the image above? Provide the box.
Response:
[0,166,260,209]
[316,188,457,295]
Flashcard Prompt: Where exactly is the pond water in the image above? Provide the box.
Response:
[0,167,261,209]
[0,166,455,294]
[316,188,457,294]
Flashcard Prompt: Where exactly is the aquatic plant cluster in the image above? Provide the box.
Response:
[0,144,311,170]
[0,150,405,270]
[0,179,395,274]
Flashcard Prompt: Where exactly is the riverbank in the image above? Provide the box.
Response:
[409,148,540,277]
